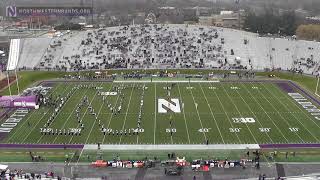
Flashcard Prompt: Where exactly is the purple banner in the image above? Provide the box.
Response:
[0,95,39,109]
[0,143,84,149]
[7,6,92,17]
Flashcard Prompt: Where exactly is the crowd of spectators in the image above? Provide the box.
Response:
[19,24,319,75]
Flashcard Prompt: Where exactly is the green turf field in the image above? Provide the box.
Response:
[2,80,320,145]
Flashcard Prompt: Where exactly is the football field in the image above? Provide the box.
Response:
[3,80,320,145]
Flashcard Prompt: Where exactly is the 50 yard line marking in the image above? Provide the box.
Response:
[177,83,191,144]
[6,83,63,143]
[199,83,224,144]
[136,83,146,144]
[119,83,135,144]
[153,83,157,144]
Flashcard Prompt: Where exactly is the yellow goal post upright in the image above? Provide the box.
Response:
[315,75,320,98]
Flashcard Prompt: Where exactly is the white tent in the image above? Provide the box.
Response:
[0,164,8,170]
[0,50,4,54]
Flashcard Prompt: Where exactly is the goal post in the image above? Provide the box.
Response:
[315,76,320,97]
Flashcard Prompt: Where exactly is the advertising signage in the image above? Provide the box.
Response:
[0,95,39,109]
[6,6,92,17]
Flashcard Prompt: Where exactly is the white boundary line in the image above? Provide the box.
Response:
[114,80,220,83]
[83,144,260,150]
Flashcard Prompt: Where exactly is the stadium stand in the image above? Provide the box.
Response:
[16,24,320,74]
[18,37,51,70]
[7,39,20,71]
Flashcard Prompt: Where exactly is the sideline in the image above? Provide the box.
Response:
[83,144,260,150]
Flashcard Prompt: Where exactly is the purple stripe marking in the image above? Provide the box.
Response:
[289,81,320,106]
[276,82,295,93]
[0,144,84,149]
[260,144,320,148]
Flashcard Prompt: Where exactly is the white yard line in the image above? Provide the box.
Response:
[7,83,63,143]
[68,82,103,144]
[255,82,304,143]
[136,83,146,144]
[22,83,72,143]
[153,83,157,144]
[50,83,94,144]
[177,84,191,144]
[221,83,272,166]
[209,82,242,143]
[84,82,114,144]
[240,83,288,143]
[220,84,259,144]
[119,83,135,144]
[198,83,225,144]
[187,82,207,142]
[77,83,114,165]
[234,83,274,144]
[102,83,123,144]
[265,83,320,142]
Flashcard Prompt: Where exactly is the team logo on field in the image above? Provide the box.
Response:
[232,118,255,123]
[99,92,117,96]
[158,98,181,113]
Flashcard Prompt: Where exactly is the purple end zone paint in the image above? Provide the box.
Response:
[276,82,295,93]
[0,143,84,149]
[0,95,39,109]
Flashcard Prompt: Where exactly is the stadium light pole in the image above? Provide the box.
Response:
[315,75,320,96]
[6,71,12,96]
[14,69,20,94]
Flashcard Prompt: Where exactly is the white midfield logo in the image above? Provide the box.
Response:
[158,98,181,113]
